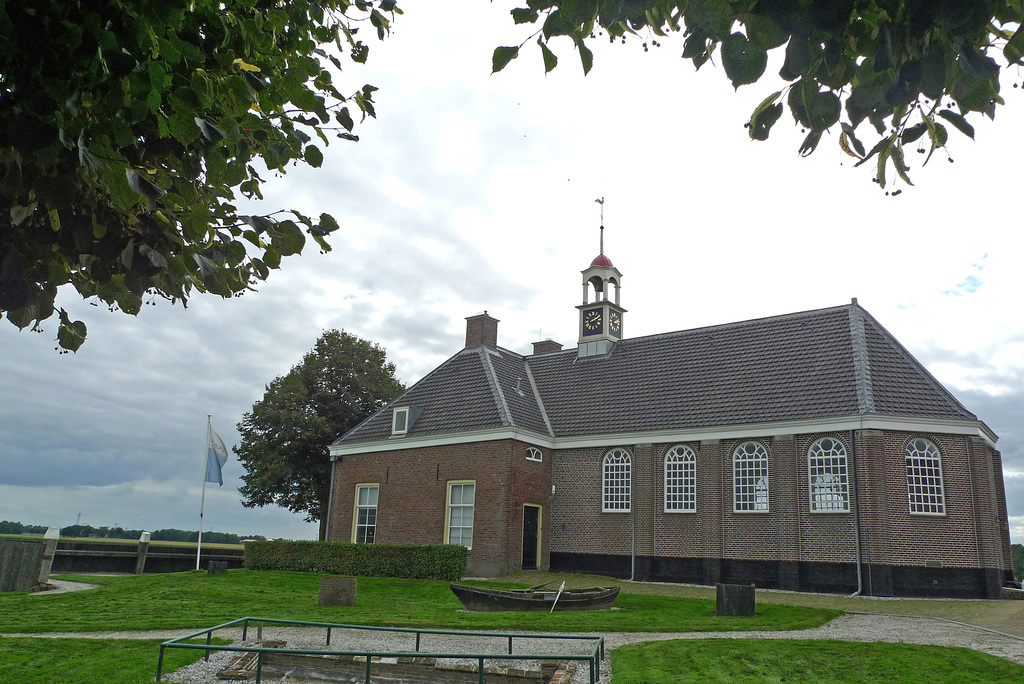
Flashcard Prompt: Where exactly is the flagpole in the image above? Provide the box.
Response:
[196,415,211,571]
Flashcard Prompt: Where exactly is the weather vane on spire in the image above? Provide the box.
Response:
[595,197,605,254]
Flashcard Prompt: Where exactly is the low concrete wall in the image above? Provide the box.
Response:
[51,542,244,574]
[0,540,44,592]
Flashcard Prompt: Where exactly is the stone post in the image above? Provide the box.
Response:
[37,527,59,585]
[135,532,151,575]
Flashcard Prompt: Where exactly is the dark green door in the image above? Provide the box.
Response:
[522,505,540,570]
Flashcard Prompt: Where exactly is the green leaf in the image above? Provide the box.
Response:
[840,124,866,157]
[139,244,169,269]
[193,253,218,276]
[891,145,914,186]
[57,310,87,353]
[304,145,324,167]
[577,39,593,76]
[721,33,767,89]
[901,122,928,145]
[271,220,306,257]
[491,46,520,74]
[1006,24,1024,65]
[539,39,557,74]
[804,90,841,131]
[10,203,37,226]
[744,14,788,50]
[749,96,783,141]
[512,8,539,25]
[798,129,822,157]
[125,169,166,200]
[937,109,975,139]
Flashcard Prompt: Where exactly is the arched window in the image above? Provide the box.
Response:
[808,438,850,512]
[906,438,945,515]
[602,449,631,512]
[664,445,696,512]
[526,447,543,462]
[733,441,769,512]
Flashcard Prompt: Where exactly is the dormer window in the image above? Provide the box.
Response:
[391,407,409,436]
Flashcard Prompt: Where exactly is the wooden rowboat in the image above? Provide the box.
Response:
[450,582,620,612]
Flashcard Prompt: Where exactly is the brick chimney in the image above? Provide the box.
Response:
[532,339,563,355]
[465,312,499,348]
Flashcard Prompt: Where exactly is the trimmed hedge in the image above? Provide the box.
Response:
[243,541,467,581]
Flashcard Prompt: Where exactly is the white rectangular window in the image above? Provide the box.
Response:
[808,438,850,512]
[391,407,409,435]
[906,438,945,515]
[353,484,378,543]
[733,441,769,513]
[665,445,696,512]
[446,481,475,548]
[602,449,631,512]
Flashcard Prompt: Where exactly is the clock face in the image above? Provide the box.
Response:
[582,308,603,336]
[609,310,622,338]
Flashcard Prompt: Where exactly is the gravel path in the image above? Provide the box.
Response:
[13,581,1024,683]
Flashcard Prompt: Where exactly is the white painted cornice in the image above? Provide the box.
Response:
[330,413,996,459]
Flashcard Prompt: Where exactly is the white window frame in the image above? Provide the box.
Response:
[352,483,378,543]
[445,480,475,548]
[526,447,543,462]
[391,407,409,435]
[906,438,946,515]
[602,448,631,512]
[733,441,769,513]
[808,438,850,513]
[664,445,696,513]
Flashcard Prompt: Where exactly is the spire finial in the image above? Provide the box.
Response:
[595,197,605,254]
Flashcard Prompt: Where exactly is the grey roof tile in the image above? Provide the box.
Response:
[336,302,980,446]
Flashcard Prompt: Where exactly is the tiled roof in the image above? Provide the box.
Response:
[335,302,979,446]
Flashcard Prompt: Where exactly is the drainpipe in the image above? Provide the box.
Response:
[849,429,863,597]
[630,446,636,581]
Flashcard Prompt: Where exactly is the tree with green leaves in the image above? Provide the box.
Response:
[235,330,403,540]
[1,0,399,351]
[1014,542,1023,582]
[494,1,1023,193]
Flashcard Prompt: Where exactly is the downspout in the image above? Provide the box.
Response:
[630,446,636,581]
[848,430,863,597]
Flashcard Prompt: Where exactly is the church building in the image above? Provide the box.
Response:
[327,236,1014,599]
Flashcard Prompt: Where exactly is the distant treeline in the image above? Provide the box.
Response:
[0,520,266,544]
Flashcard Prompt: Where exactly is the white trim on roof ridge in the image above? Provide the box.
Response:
[849,304,876,413]
[480,347,513,428]
[523,361,555,438]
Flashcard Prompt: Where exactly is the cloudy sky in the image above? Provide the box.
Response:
[1,2,1021,544]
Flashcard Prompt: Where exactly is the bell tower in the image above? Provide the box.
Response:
[577,218,625,358]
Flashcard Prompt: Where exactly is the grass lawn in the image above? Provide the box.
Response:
[610,638,1024,683]
[503,571,1024,638]
[0,637,225,684]
[0,570,837,633]
[1,570,1021,683]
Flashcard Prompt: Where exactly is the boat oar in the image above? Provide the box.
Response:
[549,581,566,614]
[526,580,555,591]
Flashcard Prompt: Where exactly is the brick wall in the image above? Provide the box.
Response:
[329,438,551,575]
[549,429,1008,576]
[333,426,1010,593]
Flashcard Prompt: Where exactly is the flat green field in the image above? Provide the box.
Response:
[1,570,1021,683]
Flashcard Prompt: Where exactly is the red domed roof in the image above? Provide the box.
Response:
[591,253,614,267]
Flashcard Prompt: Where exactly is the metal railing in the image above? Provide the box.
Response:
[157,616,604,684]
